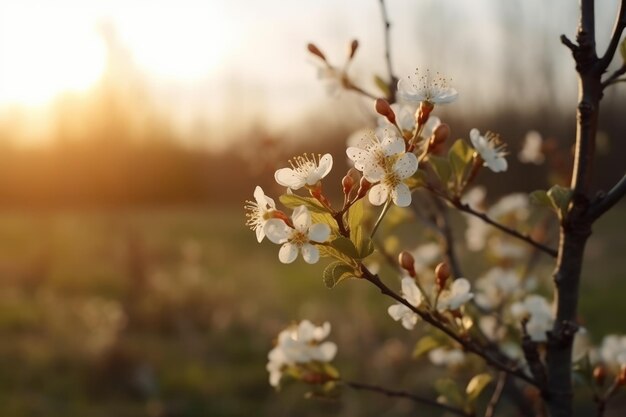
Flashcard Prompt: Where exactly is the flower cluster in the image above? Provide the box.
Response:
[267,320,338,388]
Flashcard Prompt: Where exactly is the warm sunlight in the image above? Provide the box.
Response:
[0,1,234,107]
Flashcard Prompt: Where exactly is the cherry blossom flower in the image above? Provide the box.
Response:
[267,320,338,387]
[275,153,333,190]
[397,69,458,105]
[367,152,418,207]
[388,277,423,330]
[470,128,508,173]
[438,278,474,311]
[518,130,545,164]
[599,334,626,370]
[245,186,277,242]
[510,295,554,342]
[410,242,441,274]
[265,206,331,264]
[428,347,466,367]
[475,267,521,310]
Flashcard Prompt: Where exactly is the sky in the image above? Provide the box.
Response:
[0,0,623,148]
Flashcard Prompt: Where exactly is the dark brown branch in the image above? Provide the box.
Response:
[453,201,558,258]
[587,172,626,221]
[599,0,626,71]
[484,372,507,417]
[359,265,538,387]
[343,380,470,417]
[560,34,578,53]
[432,196,463,279]
[595,377,621,417]
[602,65,626,88]
[378,0,398,102]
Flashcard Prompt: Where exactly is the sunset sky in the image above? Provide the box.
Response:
[0,0,623,148]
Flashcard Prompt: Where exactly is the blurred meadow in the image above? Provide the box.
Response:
[1,1,625,416]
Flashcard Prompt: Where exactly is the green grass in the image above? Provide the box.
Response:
[0,205,624,416]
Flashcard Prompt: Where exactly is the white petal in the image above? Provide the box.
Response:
[487,157,508,173]
[451,278,471,296]
[315,342,338,362]
[301,243,320,264]
[401,314,419,330]
[381,135,405,156]
[469,129,481,149]
[368,184,389,206]
[297,320,315,342]
[275,168,306,189]
[401,277,422,307]
[264,219,291,244]
[312,322,331,341]
[388,303,410,321]
[278,243,299,264]
[253,186,265,203]
[394,153,419,179]
[308,223,331,243]
[255,224,265,243]
[291,205,311,232]
[346,147,369,170]
[392,183,412,207]
[362,164,385,182]
[314,153,333,181]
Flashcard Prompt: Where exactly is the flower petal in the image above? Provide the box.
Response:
[255,224,265,243]
[381,134,405,156]
[388,304,409,321]
[315,342,338,362]
[308,223,331,243]
[297,320,315,342]
[401,277,422,307]
[313,153,333,181]
[291,205,311,232]
[469,128,481,149]
[487,157,508,173]
[275,168,306,189]
[301,243,320,264]
[394,153,418,179]
[264,219,291,244]
[278,243,299,264]
[368,184,389,206]
[392,183,412,207]
[312,322,331,341]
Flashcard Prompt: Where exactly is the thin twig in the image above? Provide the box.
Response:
[599,0,626,70]
[601,65,626,89]
[359,265,538,387]
[484,372,507,417]
[378,0,398,102]
[595,378,621,417]
[431,195,463,279]
[586,172,626,221]
[343,380,470,416]
[453,201,558,258]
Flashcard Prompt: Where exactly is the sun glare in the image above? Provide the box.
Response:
[0,1,234,108]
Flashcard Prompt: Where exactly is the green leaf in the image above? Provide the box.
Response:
[428,155,452,186]
[374,74,391,98]
[322,363,340,380]
[466,373,493,403]
[547,185,573,219]
[279,194,327,213]
[529,190,552,208]
[412,336,442,359]
[322,261,356,288]
[331,236,360,259]
[347,201,374,259]
[448,139,474,188]
[434,378,465,407]
[620,37,626,64]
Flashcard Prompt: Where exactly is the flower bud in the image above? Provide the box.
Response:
[375,98,396,125]
[435,262,450,289]
[398,251,416,277]
[432,123,450,146]
[356,177,372,200]
[342,172,355,196]
[619,365,626,386]
[348,39,359,59]
[416,101,434,126]
[593,365,606,386]
[307,43,326,61]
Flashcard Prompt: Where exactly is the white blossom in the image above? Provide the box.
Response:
[599,334,626,369]
[245,186,277,242]
[265,205,331,264]
[411,242,441,274]
[388,277,423,330]
[428,347,466,367]
[470,129,508,173]
[510,295,554,342]
[475,267,521,310]
[518,130,545,164]
[397,69,458,105]
[267,320,338,387]
[275,153,333,190]
[438,278,474,311]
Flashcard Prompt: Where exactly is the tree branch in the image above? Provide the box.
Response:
[601,65,626,89]
[342,380,470,416]
[378,0,398,102]
[484,372,507,417]
[599,0,626,71]
[431,195,463,279]
[453,201,558,258]
[359,265,538,387]
[586,172,626,221]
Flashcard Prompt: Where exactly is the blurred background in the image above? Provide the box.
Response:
[0,0,625,416]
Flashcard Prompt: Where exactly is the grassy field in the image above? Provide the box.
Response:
[0,205,624,416]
